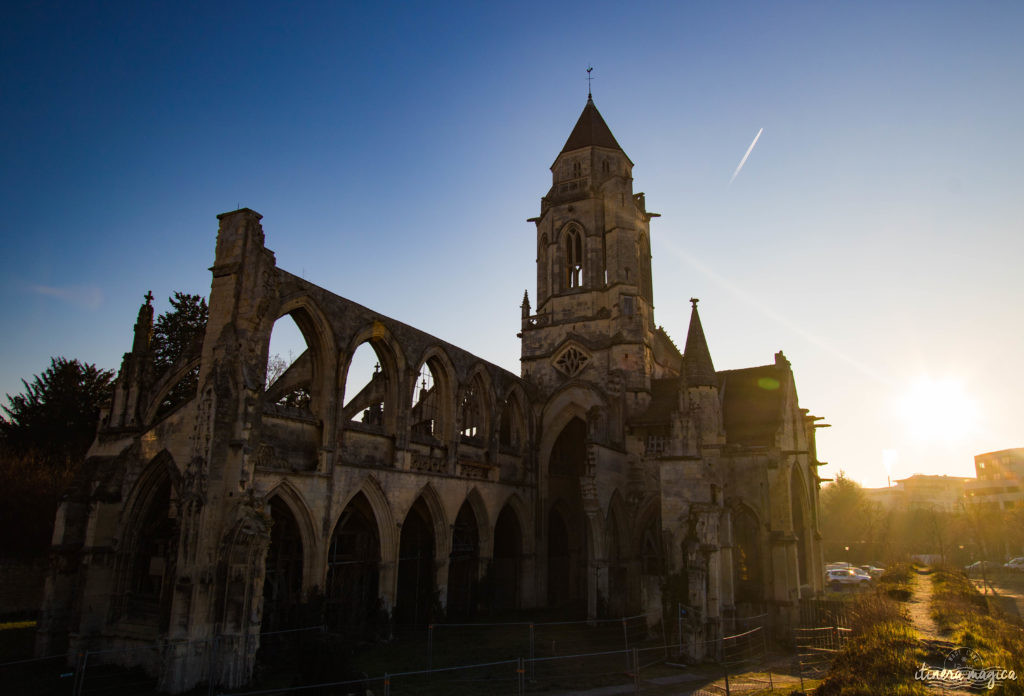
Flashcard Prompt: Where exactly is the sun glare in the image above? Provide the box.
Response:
[896,376,980,443]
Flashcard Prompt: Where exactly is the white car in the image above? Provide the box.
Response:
[826,568,871,588]
[1005,557,1024,571]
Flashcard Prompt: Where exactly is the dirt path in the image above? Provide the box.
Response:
[907,569,981,696]
[907,569,943,642]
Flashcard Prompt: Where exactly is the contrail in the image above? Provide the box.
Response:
[729,127,763,185]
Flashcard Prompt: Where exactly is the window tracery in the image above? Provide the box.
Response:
[553,344,589,377]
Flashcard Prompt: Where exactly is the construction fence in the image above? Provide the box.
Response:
[1,614,850,696]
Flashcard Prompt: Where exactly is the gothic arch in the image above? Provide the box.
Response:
[458,365,494,444]
[407,482,450,560]
[633,497,664,576]
[547,496,590,609]
[790,463,812,588]
[114,451,179,627]
[273,294,338,363]
[270,294,339,399]
[498,384,530,454]
[409,345,457,443]
[143,354,203,425]
[462,487,492,554]
[338,321,406,435]
[336,475,396,564]
[396,488,444,625]
[730,501,764,605]
[497,492,533,553]
[540,385,606,485]
[559,221,585,290]
[264,479,318,580]
[538,232,550,301]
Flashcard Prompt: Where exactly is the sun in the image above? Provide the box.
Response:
[896,376,980,444]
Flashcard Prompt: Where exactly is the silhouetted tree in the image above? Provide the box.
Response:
[0,358,113,556]
[0,357,113,467]
[151,292,208,414]
[152,292,208,372]
[820,471,872,561]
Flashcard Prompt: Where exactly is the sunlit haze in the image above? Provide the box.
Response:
[2,2,1022,490]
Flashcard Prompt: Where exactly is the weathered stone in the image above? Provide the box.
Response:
[39,97,824,692]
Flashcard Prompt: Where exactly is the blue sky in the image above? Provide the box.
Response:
[3,1,1022,487]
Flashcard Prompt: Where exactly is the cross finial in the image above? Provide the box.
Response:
[690,297,699,309]
[586,65,594,99]
[144,290,154,305]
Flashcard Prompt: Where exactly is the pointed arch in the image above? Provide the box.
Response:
[396,491,441,625]
[268,294,338,415]
[326,490,382,634]
[262,494,305,631]
[143,354,203,425]
[115,450,179,628]
[498,492,533,553]
[447,499,481,619]
[790,463,811,588]
[408,482,450,560]
[492,500,524,611]
[463,487,492,552]
[633,496,664,576]
[459,364,494,445]
[498,384,529,454]
[336,475,396,563]
[560,222,585,290]
[538,232,550,301]
[410,345,456,443]
[264,478,317,580]
[339,321,406,436]
[731,501,764,605]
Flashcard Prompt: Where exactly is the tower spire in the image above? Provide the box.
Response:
[586,65,594,101]
[684,298,717,387]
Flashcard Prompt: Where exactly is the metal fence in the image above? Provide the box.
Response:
[224,625,778,696]
[1,620,827,696]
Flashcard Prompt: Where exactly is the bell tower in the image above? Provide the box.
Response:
[521,96,661,407]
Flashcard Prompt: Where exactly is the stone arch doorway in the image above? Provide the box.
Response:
[492,504,523,611]
[446,501,480,619]
[326,493,380,634]
[547,417,588,611]
[396,497,437,625]
[122,467,177,628]
[262,497,304,632]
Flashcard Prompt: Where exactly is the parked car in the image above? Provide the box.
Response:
[859,565,884,578]
[1004,557,1024,571]
[964,560,1002,575]
[826,568,871,589]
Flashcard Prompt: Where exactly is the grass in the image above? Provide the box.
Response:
[813,591,929,696]
[929,567,1024,696]
[878,563,913,602]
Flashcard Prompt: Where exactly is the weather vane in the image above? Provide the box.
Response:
[586,65,594,98]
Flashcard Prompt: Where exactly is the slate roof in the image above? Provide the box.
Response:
[718,365,788,447]
[561,97,625,154]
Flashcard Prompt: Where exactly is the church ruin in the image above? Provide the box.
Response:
[38,97,826,692]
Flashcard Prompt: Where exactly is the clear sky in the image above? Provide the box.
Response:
[2,1,1022,488]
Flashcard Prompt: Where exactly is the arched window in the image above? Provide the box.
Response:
[565,227,583,289]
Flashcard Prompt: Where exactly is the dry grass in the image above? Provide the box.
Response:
[814,591,929,696]
[930,567,1024,696]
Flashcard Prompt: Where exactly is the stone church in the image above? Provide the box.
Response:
[38,96,826,692]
